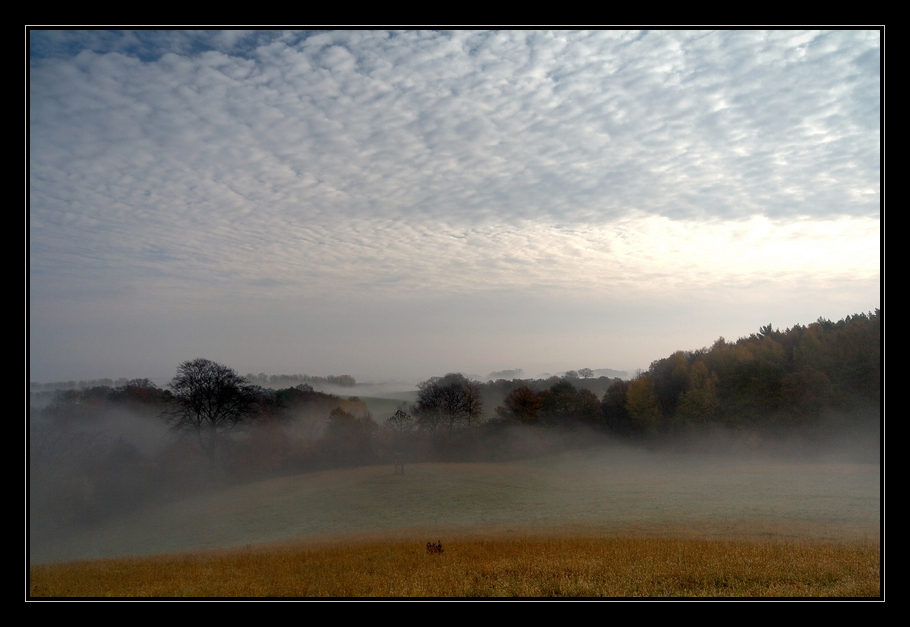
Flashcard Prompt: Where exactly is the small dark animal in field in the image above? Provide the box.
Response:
[426,540,444,555]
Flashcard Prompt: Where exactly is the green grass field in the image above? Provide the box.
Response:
[29,446,880,597]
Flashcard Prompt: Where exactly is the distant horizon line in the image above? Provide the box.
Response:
[29,367,636,390]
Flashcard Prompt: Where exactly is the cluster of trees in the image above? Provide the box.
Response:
[34,309,881,459]
[36,378,170,406]
[30,361,374,537]
[414,374,483,434]
[494,381,602,426]
[161,360,376,470]
[30,310,880,537]
[598,310,881,435]
[408,310,881,440]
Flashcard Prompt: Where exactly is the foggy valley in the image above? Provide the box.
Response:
[28,29,881,596]
[31,435,879,565]
[28,311,881,596]
[29,314,881,566]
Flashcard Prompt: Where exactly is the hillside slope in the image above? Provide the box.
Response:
[31,442,880,564]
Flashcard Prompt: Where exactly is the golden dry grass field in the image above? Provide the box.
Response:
[30,535,879,597]
[29,445,881,597]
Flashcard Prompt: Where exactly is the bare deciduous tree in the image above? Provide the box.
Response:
[163,358,259,462]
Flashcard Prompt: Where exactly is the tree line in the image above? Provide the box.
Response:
[607,309,882,434]
[33,308,881,446]
[30,309,880,536]
[384,310,881,451]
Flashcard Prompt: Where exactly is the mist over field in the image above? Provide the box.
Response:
[29,312,881,569]
[28,31,881,590]
[30,401,879,565]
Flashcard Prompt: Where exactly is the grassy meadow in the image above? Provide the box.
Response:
[30,535,879,597]
[29,445,881,597]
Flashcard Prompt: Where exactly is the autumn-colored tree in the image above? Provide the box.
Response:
[647,351,691,417]
[496,385,543,424]
[676,360,720,425]
[575,388,603,424]
[625,374,662,434]
[602,379,631,434]
[539,380,579,424]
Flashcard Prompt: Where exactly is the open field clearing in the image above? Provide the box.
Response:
[31,444,879,568]
[30,535,879,597]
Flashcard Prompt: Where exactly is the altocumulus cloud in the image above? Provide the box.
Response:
[29,30,880,382]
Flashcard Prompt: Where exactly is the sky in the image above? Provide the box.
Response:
[28,29,881,385]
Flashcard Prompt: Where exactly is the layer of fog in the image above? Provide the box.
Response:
[29,408,880,565]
